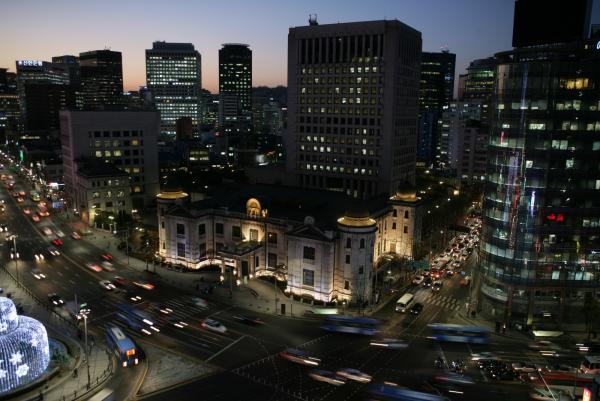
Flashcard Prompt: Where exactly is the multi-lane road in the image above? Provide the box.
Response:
[0,163,589,401]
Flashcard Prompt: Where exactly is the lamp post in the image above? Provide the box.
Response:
[10,235,19,284]
[75,296,91,389]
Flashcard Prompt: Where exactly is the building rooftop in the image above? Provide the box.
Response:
[177,184,392,231]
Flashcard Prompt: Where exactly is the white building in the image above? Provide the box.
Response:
[74,159,132,226]
[157,184,422,304]
[60,110,160,208]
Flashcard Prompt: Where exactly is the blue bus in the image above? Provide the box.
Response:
[366,383,447,401]
[105,326,138,368]
[116,304,160,336]
[427,323,489,344]
[321,316,380,336]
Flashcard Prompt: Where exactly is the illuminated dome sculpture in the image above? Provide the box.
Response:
[0,297,50,395]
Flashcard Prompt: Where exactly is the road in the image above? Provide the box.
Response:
[0,163,587,401]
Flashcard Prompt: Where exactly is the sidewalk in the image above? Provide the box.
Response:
[0,268,114,401]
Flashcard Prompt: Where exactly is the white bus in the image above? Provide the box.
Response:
[395,293,414,313]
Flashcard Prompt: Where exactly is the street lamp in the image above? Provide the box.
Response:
[10,235,19,284]
[75,298,91,389]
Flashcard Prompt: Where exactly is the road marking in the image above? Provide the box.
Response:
[206,335,247,362]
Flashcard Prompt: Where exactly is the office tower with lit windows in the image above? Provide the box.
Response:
[146,42,202,137]
[417,50,455,166]
[478,40,600,327]
[52,55,80,86]
[15,60,76,133]
[287,19,422,199]
[218,43,252,127]
[79,50,123,110]
[60,110,160,208]
[0,68,19,139]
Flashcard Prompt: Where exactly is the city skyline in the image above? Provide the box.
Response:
[2,0,577,94]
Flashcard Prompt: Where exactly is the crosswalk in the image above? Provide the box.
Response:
[413,290,464,312]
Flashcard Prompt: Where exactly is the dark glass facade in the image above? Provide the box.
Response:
[478,41,600,327]
[79,50,123,110]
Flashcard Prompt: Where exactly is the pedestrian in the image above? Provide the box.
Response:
[38,390,43,400]
[73,368,78,378]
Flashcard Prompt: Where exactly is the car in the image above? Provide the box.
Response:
[279,348,320,366]
[308,370,346,386]
[168,316,188,329]
[55,230,65,238]
[37,209,49,217]
[232,315,265,326]
[422,277,433,288]
[18,191,25,197]
[47,246,60,256]
[101,253,113,261]
[71,232,81,240]
[132,281,155,290]
[101,261,115,272]
[31,269,46,280]
[369,338,408,349]
[112,276,127,287]
[471,352,500,361]
[201,318,227,334]
[190,297,209,308]
[412,275,424,285]
[47,293,64,306]
[336,368,372,383]
[0,224,7,232]
[545,364,577,373]
[511,362,541,373]
[42,227,53,236]
[85,263,103,272]
[99,280,116,290]
[576,342,600,353]
[34,253,45,262]
[11,192,18,198]
[125,291,142,303]
[31,214,40,222]
[23,207,31,215]
[152,303,173,315]
[52,239,63,246]
[16,197,24,203]
[460,275,471,286]
[410,303,424,315]
[432,280,443,292]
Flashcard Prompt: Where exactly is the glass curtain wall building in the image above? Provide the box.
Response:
[479,40,600,327]
[146,42,202,137]
[218,44,252,128]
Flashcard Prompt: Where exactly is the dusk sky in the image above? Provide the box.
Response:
[2,0,599,93]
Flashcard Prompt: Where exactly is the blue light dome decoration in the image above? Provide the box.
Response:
[0,297,50,395]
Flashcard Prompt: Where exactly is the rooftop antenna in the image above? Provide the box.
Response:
[309,14,318,26]
[441,44,449,53]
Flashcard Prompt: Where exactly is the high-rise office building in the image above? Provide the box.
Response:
[0,68,19,139]
[15,60,75,133]
[218,43,252,127]
[79,50,123,110]
[52,55,80,86]
[146,42,202,137]
[417,50,455,166]
[478,38,600,327]
[287,19,422,199]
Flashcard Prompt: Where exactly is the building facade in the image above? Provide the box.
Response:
[60,110,160,208]
[417,51,456,167]
[79,50,123,110]
[73,160,132,226]
[478,40,600,327]
[218,44,252,127]
[146,42,202,137]
[15,60,73,133]
[286,19,422,199]
[157,185,422,304]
